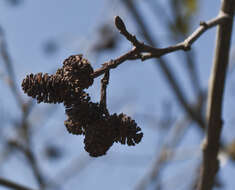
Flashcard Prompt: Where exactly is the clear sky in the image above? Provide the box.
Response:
[0,0,235,190]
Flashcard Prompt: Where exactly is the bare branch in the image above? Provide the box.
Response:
[100,70,110,116]
[135,91,206,190]
[92,14,229,79]
[8,141,46,190]
[91,47,139,78]
[137,14,230,60]
[197,1,235,190]
[0,26,43,188]
[45,156,92,189]
[136,117,192,190]
[0,177,36,190]
[0,28,23,107]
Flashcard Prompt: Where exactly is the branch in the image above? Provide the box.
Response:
[92,14,229,78]
[100,70,110,116]
[135,91,206,190]
[197,1,235,190]
[136,117,192,190]
[116,14,229,60]
[0,28,23,108]
[91,47,139,78]
[0,177,36,190]
[0,26,44,188]
[45,156,92,189]
[8,141,46,190]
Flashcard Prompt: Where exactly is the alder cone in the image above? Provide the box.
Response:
[21,72,67,103]
[62,54,94,90]
[64,118,84,135]
[84,120,116,157]
[109,113,143,146]
[21,53,144,157]
[64,91,106,131]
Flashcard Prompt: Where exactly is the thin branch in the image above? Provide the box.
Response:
[140,13,230,60]
[148,0,203,100]
[91,47,139,78]
[136,116,192,190]
[0,28,23,107]
[184,51,202,100]
[135,91,206,190]
[197,1,235,190]
[8,141,46,190]
[100,70,110,116]
[45,156,92,190]
[0,26,43,189]
[0,26,35,120]
[92,14,229,78]
[0,177,36,190]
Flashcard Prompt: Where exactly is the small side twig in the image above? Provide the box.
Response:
[91,47,139,78]
[0,177,36,190]
[100,70,110,116]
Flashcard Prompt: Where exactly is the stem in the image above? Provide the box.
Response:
[197,1,235,189]
[100,70,110,116]
[0,178,36,190]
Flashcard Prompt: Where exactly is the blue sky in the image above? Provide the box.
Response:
[0,0,235,190]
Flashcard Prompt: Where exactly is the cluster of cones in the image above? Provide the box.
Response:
[22,55,143,157]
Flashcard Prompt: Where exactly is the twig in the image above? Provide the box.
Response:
[135,90,206,190]
[91,47,139,78]
[100,70,110,116]
[0,26,43,189]
[145,0,202,99]
[197,1,235,190]
[8,141,46,190]
[133,14,229,60]
[0,28,23,108]
[135,115,192,190]
[184,51,202,100]
[92,14,229,78]
[0,177,36,190]
[45,156,92,190]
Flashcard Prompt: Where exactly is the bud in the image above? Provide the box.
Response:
[115,16,126,32]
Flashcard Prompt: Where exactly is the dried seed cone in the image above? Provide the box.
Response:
[63,91,90,109]
[21,72,67,103]
[64,91,109,138]
[63,54,94,90]
[109,113,143,146]
[64,118,84,135]
[64,93,105,126]
[84,120,115,157]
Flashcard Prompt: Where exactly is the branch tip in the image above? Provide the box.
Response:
[115,16,126,32]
